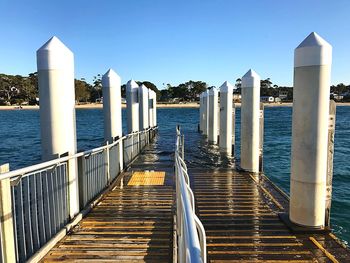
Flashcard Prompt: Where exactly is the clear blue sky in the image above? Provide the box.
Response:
[0,0,349,88]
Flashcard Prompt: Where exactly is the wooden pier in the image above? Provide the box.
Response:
[38,134,350,262]
[41,142,175,262]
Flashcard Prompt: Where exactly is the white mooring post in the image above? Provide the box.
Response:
[0,164,16,263]
[208,88,218,143]
[152,90,157,127]
[199,92,204,132]
[203,90,209,136]
[219,81,234,154]
[37,36,79,218]
[102,69,122,143]
[139,84,149,130]
[102,69,124,173]
[126,80,140,133]
[290,32,332,228]
[240,69,260,173]
[148,90,153,128]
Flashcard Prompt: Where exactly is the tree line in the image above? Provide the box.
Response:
[1,72,349,105]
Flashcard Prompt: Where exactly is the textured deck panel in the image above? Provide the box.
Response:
[41,140,175,263]
[190,168,350,262]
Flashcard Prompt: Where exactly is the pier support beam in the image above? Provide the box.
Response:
[290,32,332,228]
[219,81,234,154]
[203,91,209,136]
[126,80,140,133]
[240,69,260,173]
[139,84,149,130]
[37,36,79,218]
[102,69,122,143]
[208,88,218,143]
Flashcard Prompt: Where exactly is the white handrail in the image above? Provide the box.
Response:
[0,127,157,181]
[175,126,206,263]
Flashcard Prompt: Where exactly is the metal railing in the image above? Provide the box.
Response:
[175,126,206,263]
[0,126,157,263]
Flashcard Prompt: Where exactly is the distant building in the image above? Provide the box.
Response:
[274,97,282,103]
[331,93,344,101]
[279,91,288,100]
[260,96,274,103]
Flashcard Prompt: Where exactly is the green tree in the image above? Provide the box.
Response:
[75,79,91,103]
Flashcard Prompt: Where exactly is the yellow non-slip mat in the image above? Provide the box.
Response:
[128,171,165,186]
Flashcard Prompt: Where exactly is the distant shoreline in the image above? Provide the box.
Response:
[1,102,350,110]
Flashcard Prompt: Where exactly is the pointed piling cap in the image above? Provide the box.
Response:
[242,69,260,88]
[209,87,218,96]
[139,84,149,93]
[219,81,234,93]
[295,32,332,67]
[102,69,121,88]
[126,79,139,92]
[37,36,74,70]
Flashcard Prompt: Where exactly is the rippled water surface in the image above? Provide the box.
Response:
[0,106,350,244]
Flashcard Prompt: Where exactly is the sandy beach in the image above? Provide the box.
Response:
[1,102,350,111]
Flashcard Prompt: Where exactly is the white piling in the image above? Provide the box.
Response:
[102,69,122,143]
[126,80,139,133]
[290,32,332,228]
[199,93,204,132]
[219,81,234,154]
[148,90,153,128]
[152,90,157,126]
[37,36,79,218]
[240,69,260,173]
[208,88,218,143]
[203,90,209,136]
[139,84,149,130]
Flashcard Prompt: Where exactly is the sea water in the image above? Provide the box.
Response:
[0,106,349,245]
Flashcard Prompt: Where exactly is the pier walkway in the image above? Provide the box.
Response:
[41,140,175,262]
[190,167,350,262]
[38,131,350,262]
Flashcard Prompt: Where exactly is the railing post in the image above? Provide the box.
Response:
[241,69,261,173]
[259,103,264,172]
[37,36,79,218]
[325,100,336,227]
[0,164,16,263]
[106,141,110,183]
[77,157,86,209]
[290,32,332,228]
[219,81,234,155]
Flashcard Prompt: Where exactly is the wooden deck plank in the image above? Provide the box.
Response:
[40,142,174,263]
[189,168,350,262]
